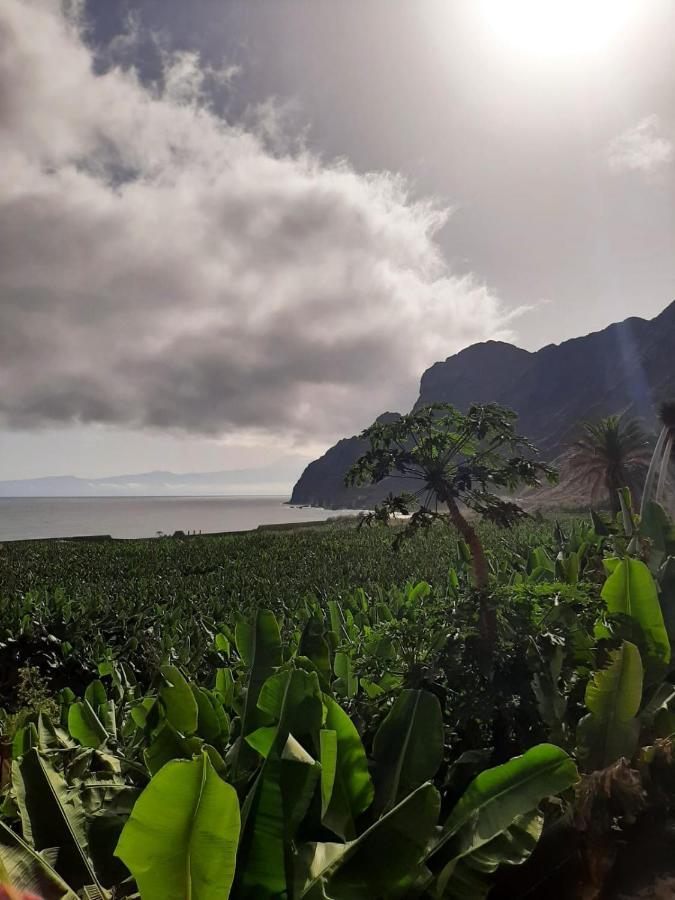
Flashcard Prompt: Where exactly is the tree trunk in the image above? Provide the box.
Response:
[443,494,496,649]
[607,478,621,517]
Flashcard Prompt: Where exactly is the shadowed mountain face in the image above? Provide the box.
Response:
[290,300,675,508]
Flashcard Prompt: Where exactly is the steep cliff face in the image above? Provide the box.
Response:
[289,413,404,509]
[415,341,533,413]
[291,301,675,508]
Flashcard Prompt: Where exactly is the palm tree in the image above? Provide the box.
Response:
[566,414,651,515]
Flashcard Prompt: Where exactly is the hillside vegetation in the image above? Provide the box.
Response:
[0,404,674,898]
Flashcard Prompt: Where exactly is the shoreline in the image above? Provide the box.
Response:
[0,514,364,546]
[0,495,368,543]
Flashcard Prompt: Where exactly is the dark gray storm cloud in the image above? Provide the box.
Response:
[0,0,513,442]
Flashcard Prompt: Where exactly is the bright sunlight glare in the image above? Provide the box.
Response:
[479,0,640,58]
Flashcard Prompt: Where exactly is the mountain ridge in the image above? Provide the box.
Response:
[290,300,675,508]
[0,458,307,497]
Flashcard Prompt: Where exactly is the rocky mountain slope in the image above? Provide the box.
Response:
[291,300,675,508]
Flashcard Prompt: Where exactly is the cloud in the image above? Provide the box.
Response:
[0,0,512,443]
[606,115,673,176]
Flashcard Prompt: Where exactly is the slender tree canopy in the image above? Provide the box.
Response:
[347,403,556,649]
[347,402,556,527]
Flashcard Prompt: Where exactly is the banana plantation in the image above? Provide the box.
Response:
[0,404,674,899]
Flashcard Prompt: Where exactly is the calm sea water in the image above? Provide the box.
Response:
[0,496,355,541]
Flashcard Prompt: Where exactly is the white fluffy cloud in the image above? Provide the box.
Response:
[606,115,673,176]
[0,0,512,442]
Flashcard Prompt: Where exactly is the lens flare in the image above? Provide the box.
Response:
[479,0,639,58]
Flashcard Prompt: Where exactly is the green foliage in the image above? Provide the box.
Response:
[320,695,374,839]
[576,641,643,770]
[372,689,443,813]
[440,810,543,900]
[0,820,78,899]
[0,604,579,899]
[601,557,670,674]
[300,783,441,899]
[346,403,556,605]
[347,402,555,512]
[1,472,675,898]
[13,748,105,895]
[566,414,651,515]
[0,518,560,693]
[231,608,282,781]
[116,751,240,900]
[426,743,578,891]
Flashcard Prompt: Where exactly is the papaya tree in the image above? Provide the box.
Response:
[346,402,556,646]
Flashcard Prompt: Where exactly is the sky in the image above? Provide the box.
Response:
[0,0,673,483]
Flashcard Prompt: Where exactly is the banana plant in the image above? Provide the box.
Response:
[576,641,643,771]
[116,751,240,900]
[600,557,670,677]
[423,743,578,897]
[371,688,443,814]
[2,747,112,899]
[0,609,580,900]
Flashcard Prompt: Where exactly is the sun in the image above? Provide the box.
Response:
[479,0,639,58]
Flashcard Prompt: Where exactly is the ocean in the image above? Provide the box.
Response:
[0,496,355,542]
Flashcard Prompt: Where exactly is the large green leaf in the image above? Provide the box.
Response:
[36,713,75,753]
[301,782,441,900]
[320,695,374,839]
[191,686,229,746]
[159,666,199,735]
[144,720,203,776]
[333,652,358,699]
[236,739,320,898]
[12,722,38,760]
[256,669,324,740]
[640,501,675,572]
[231,609,282,779]
[640,681,675,739]
[372,689,443,813]
[438,810,543,899]
[0,820,78,899]
[68,700,108,749]
[659,556,675,641]
[13,749,103,893]
[531,645,567,745]
[236,759,287,898]
[601,557,671,670]
[427,744,577,871]
[115,751,240,900]
[319,729,338,818]
[215,667,235,708]
[235,670,322,899]
[298,618,332,689]
[576,640,643,770]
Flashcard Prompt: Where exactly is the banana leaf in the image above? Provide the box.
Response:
[320,695,374,840]
[300,782,441,899]
[0,820,78,899]
[231,609,282,779]
[13,749,104,894]
[372,688,443,813]
[576,640,643,770]
[115,751,240,900]
[601,557,670,672]
[235,669,323,898]
[426,743,577,874]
